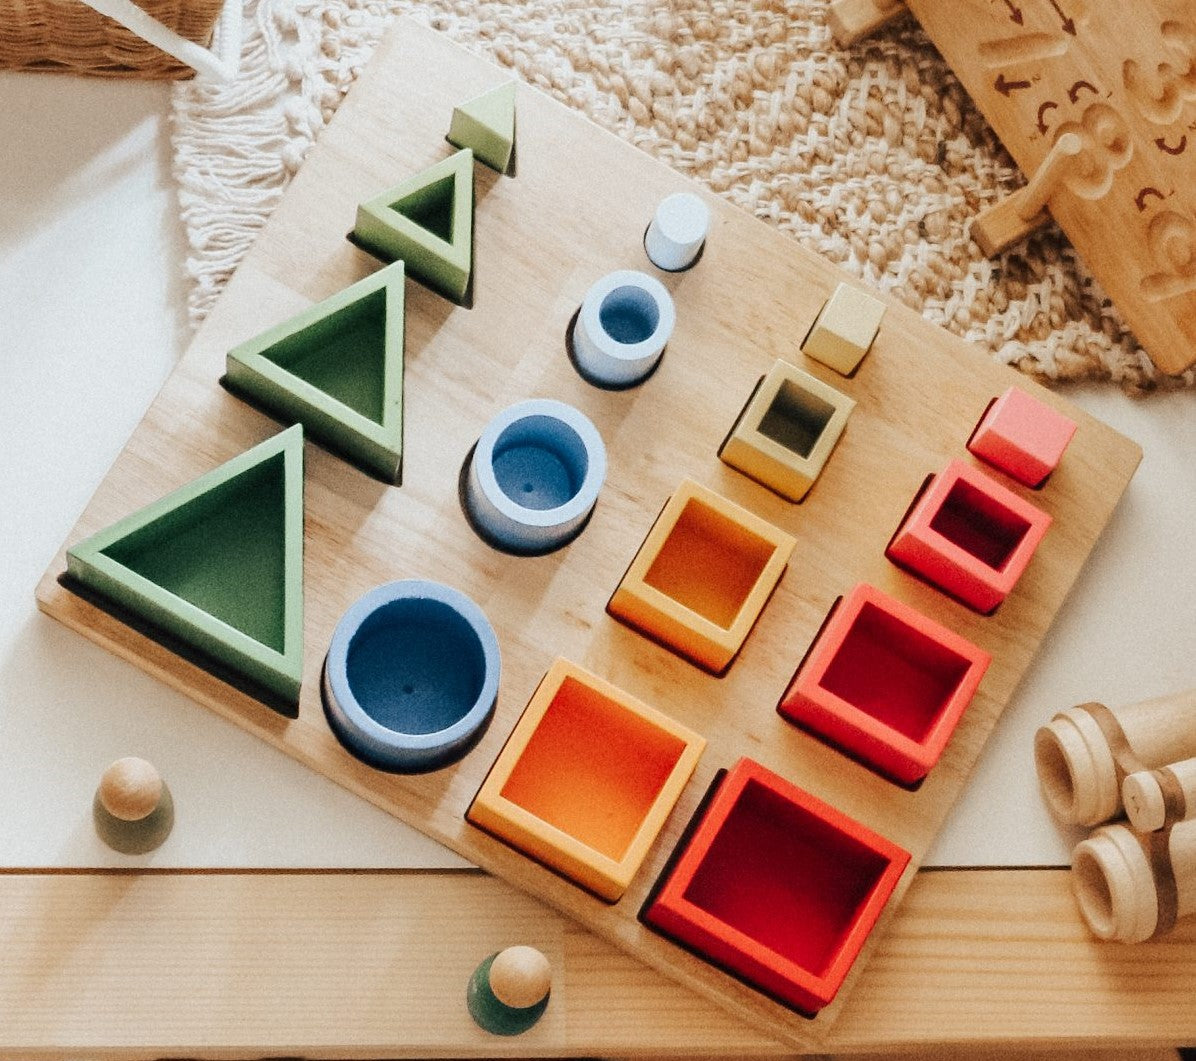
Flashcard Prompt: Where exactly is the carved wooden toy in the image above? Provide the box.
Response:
[93,757,174,854]
[779,583,991,786]
[1035,690,1196,827]
[644,192,710,272]
[967,384,1077,488]
[718,358,854,502]
[448,81,516,175]
[225,261,406,483]
[607,479,795,674]
[800,281,886,376]
[569,270,676,387]
[641,757,910,1016]
[886,458,1052,613]
[1124,758,1196,833]
[463,399,606,554]
[353,148,474,303]
[36,22,1144,1050]
[1072,818,1196,943]
[466,945,551,1035]
[322,580,500,773]
[64,426,304,715]
[468,658,704,901]
[831,0,1196,376]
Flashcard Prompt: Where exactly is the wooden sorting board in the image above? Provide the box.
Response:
[905,0,1196,375]
[36,19,1141,1050]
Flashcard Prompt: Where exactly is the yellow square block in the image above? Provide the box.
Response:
[802,282,886,375]
[467,658,705,901]
[719,359,855,501]
[608,479,796,674]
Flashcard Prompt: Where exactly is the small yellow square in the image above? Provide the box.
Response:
[608,479,796,673]
[720,360,855,501]
[802,282,886,375]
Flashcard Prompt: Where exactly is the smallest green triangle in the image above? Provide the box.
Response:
[225,261,406,484]
[448,81,516,175]
[353,149,474,304]
[65,426,305,716]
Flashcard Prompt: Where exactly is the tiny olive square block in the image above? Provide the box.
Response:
[719,359,855,501]
[467,658,705,901]
[779,583,991,785]
[801,282,886,375]
[968,386,1077,487]
[886,458,1052,614]
[607,478,796,674]
[641,757,910,1016]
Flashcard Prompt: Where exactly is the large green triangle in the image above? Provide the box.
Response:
[353,149,474,304]
[447,81,516,174]
[65,426,305,715]
[225,262,405,483]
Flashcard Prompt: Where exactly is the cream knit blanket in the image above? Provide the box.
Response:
[171,0,1193,391]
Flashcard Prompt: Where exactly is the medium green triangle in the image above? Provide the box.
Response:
[65,426,305,715]
[353,149,474,304]
[225,262,405,483]
[448,82,516,174]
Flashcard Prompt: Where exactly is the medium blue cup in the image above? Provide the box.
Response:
[322,580,500,773]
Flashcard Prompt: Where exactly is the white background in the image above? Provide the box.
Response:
[1,72,1193,869]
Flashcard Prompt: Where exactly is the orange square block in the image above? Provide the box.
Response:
[779,583,991,785]
[467,658,705,901]
[967,386,1077,487]
[640,757,909,1015]
[886,459,1051,614]
[608,479,796,674]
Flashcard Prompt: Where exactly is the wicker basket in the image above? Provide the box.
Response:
[0,0,226,78]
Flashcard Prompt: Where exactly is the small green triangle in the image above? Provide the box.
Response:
[66,426,305,715]
[448,82,516,174]
[353,150,474,304]
[225,262,405,483]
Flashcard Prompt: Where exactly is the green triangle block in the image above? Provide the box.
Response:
[448,82,516,175]
[65,426,305,715]
[225,261,405,483]
[353,149,474,304]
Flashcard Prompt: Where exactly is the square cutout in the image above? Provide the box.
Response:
[608,479,796,673]
[467,658,704,901]
[641,757,909,1015]
[720,360,854,501]
[779,583,990,784]
[886,459,1052,613]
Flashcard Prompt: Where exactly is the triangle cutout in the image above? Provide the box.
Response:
[225,261,405,483]
[447,82,516,175]
[65,426,305,716]
[353,149,474,305]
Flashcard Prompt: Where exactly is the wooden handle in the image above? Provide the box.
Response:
[97,757,162,822]
[1017,132,1083,221]
[1124,757,1196,832]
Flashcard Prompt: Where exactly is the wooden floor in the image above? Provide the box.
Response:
[0,867,1192,1057]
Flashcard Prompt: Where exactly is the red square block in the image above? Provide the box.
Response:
[886,459,1051,613]
[640,757,909,1016]
[779,583,991,785]
[967,386,1077,487]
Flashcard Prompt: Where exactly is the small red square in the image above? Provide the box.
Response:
[779,583,990,784]
[640,757,909,1016]
[968,386,1076,487]
[886,459,1052,613]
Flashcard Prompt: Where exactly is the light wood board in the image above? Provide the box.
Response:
[36,19,1141,1050]
[0,868,1193,1056]
[903,0,1196,375]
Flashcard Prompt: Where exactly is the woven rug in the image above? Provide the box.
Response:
[171,0,1193,392]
